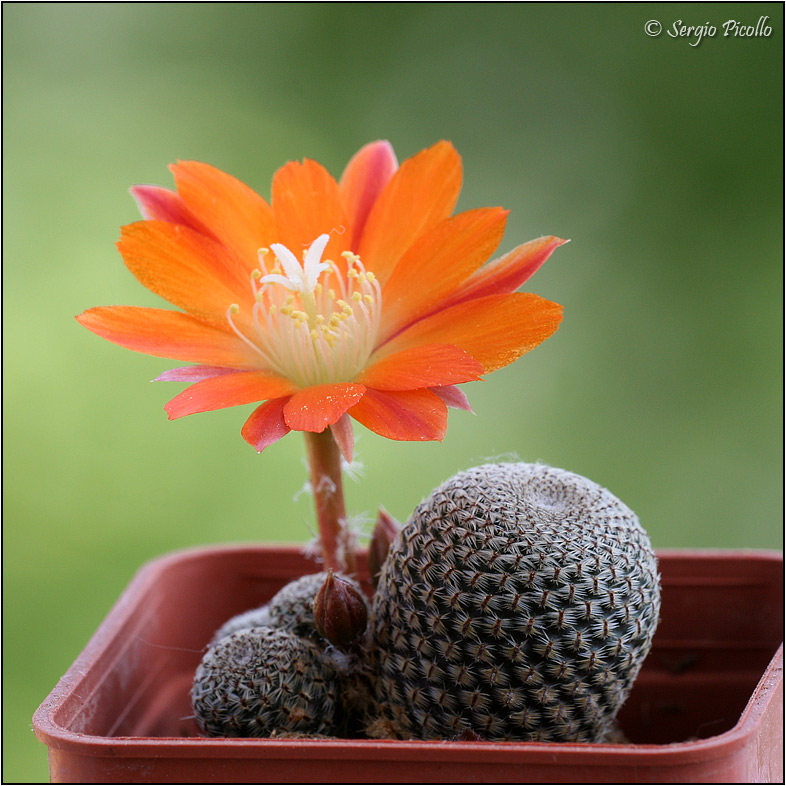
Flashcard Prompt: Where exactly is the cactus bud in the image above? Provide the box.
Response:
[368,507,402,586]
[313,569,368,646]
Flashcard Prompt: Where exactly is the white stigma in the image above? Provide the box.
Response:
[226,234,382,389]
[260,233,332,293]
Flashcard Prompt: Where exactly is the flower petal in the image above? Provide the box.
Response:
[358,344,483,391]
[359,141,462,286]
[155,366,238,382]
[170,160,276,272]
[76,306,260,367]
[130,185,212,236]
[444,236,568,308]
[330,414,354,464]
[379,293,563,374]
[242,397,291,453]
[430,385,474,412]
[117,221,252,328]
[379,207,508,342]
[165,371,296,419]
[349,388,447,442]
[283,383,367,433]
[339,140,398,250]
[271,158,348,264]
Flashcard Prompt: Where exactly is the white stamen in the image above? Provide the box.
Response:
[228,234,382,389]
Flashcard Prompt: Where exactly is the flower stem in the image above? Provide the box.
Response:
[303,429,356,575]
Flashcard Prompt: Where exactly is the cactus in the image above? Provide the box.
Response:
[195,572,372,739]
[192,626,340,737]
[369,462,660,742]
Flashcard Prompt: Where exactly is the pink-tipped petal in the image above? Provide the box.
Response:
[130,185,212,236]
[339,141,398,249]
[154,366,238,382]
[444,236,569,308]
[430,385,475,412]
[241,397,291,453]
[330,414,355,464]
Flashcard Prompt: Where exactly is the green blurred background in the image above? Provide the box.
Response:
[4,3,782,781]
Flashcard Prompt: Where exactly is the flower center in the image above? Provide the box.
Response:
[227,234,382,388]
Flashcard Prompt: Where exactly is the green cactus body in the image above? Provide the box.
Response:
[370,463,661,742]
[192,626,340,737]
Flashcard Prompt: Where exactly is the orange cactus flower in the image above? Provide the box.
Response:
[77,141,565,458]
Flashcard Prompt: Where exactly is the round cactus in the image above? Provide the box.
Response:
[192,626,340,737]
[369,463,661,742]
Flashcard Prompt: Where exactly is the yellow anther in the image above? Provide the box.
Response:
[258,247,269,258]
[280,306,292,316]
[364,294,374,304]
[348,268,359,279]
[366,271,376,282]
[229,304,240,314]
[256,291,265,302]
[315,314,325,324]
[329,289,336,300]
[310,329,319,340]
[269,305,278,315]
[352,292,363,303]
[315,283,323,296]
[329,314,341,328]
[284,295,295,306]
[251,269,262,280]
[337,299,348,309]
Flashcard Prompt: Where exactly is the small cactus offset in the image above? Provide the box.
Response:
[369,462,660,742]
[192,626,340,737]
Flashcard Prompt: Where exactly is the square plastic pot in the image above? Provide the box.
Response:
[33,546,783,783]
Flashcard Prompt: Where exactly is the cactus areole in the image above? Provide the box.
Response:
[370,463,661,742]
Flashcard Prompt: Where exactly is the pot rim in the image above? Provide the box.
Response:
[33,546,784,767]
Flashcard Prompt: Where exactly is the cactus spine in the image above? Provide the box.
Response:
[369,463,660,742]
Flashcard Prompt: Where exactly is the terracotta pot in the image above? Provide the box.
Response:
[33,546,783,783]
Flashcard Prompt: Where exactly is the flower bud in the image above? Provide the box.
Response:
[368,507,402,587]
[313,569,368,646]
